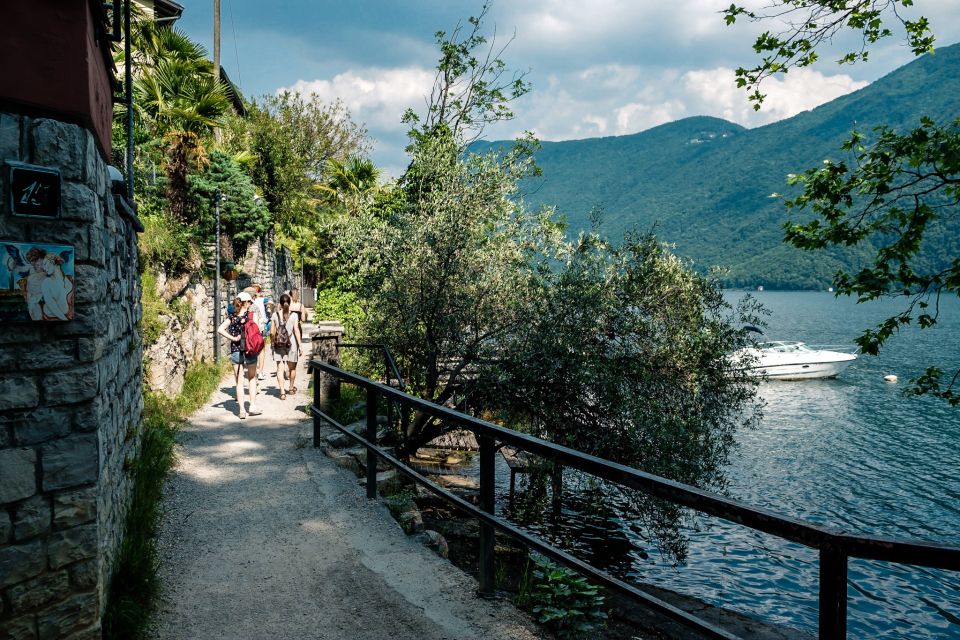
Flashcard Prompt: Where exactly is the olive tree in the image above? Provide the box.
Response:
[341,128,555,455]
[481,230,763,559]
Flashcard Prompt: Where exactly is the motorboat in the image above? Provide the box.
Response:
[734,340,858,380]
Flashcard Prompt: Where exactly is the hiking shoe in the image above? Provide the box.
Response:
[247,405,263,416]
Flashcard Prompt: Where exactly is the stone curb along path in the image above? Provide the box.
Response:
[149,334,546,640]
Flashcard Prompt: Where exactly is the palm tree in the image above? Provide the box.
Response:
[117,17,232,223]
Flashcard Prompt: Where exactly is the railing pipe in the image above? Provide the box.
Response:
[312,368,323,447]
[478,432,496,597]
[365,388,379,499]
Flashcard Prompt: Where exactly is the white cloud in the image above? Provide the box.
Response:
[681,67,869,126]
[283,67,435,131]
[615,100,686,134]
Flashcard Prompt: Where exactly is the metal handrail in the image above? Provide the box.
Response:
[309,359,960,639]
[340,342,406,391]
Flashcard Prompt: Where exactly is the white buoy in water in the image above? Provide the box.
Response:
[883,374,898,383]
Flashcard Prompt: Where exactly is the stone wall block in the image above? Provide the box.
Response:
[69,399,101,433]
[5,570,69,613]
[36,592,97,640]
[0,112,21,161]
[41,365,99,405]
[87,225,105,266]
[12,495,51,541]
[0,448,37,503]
[0,615,38,640]
[50,305,100,338]
[17,340,77,372]
[0,325,43,346]
[67,559,96,590]
[62,625,100,640]
[41,435,98,492]
[83,131,106,196]
[0,509,11,543]
[59,181,99,224]
[47,524,97,569]
[0,376,39,411]
[11,407,72,446]
[0,540,45,588]
[53,488,97,529]
[30,119,84,181]
[76,336,107,364]
[40,225,90,262]
[0,342,19,370]
[73,266,106,306]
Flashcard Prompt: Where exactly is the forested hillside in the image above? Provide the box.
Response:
[474,42,960,289]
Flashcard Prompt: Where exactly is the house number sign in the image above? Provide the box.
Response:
[7,162,61,219]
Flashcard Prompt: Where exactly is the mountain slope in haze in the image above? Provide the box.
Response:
[474,42,960,289]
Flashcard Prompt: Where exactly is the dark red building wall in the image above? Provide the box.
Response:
[0,0,115,160]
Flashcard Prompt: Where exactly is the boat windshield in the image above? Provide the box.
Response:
[758,341,811,353]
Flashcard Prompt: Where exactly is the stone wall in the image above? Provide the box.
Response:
[0,114,143,638]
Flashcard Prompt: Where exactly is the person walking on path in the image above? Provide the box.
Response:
[271,292,301,400]
[216,292,262,419]
[250,284,270,381]
[289,286,306,323]
[150,350,544,640]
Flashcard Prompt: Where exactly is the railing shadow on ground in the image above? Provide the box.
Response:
[308,359,960,640]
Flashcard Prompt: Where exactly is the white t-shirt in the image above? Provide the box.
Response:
[252,296,267,331]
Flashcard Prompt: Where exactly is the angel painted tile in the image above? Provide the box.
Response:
[1,242,75,321]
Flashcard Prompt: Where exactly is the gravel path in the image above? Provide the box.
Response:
[149,347,545,640]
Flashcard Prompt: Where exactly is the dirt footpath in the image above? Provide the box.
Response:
[149,351,545,640]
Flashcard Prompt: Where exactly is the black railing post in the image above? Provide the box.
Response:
[478,433,496,597]
[312,365,322,447]
[366,388,379,499]
[819,542,848,640]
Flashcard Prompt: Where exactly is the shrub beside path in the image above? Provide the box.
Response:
[149,343,544,640]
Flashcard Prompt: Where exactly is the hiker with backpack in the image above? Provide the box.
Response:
[217,291,265,419]
[270,292,302,400]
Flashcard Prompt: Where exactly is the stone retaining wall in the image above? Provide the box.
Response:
[0,114,143,638]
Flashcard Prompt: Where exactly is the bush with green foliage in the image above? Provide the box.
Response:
[517,554,607,640]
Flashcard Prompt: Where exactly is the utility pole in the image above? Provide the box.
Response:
[213,0,222,142]
[213,0,220,78]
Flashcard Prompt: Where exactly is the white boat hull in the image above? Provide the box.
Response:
[748,357,855,380]
[735,341,858,381]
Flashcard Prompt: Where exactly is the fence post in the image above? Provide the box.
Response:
[366,388,379,500]
[310,321,344,412]
[478,433,496,597]
[819,543,848,640]
[312,365,322,447]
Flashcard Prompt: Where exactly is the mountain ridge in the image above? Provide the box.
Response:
[475,42,960,289]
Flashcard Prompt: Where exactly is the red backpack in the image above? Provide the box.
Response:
[243,312,264,356]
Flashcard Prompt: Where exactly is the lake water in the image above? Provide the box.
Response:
[632,291,960,638]
[490,290,959,638]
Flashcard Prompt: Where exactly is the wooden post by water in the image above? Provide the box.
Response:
[819,544,848,639]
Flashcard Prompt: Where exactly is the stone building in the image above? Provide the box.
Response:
[0,3,144,638]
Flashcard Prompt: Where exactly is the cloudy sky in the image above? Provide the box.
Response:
[176,1,960,177]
